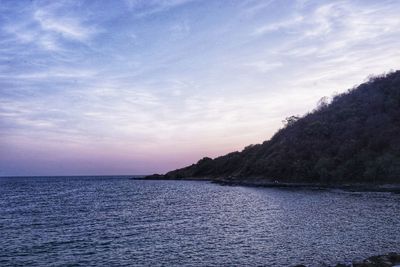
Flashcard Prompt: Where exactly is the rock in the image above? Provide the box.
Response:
[293,253,400,267]
[143,174,165,179]
[352,253,400,267]
[388,252,400,264]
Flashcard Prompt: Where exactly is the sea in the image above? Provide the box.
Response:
[0,176,399,266]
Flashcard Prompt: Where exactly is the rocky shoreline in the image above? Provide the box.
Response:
[293,252,400,267]
[213,179,400,193]
[139,175,400,193]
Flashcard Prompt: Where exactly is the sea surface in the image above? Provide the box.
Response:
[0,176,399,266]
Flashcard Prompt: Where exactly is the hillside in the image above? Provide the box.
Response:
[148,71,400,184]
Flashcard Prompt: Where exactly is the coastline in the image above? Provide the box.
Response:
[138,176,400,193]
[214,179,400,193]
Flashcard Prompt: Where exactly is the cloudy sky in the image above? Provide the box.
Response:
[1,0,400,176]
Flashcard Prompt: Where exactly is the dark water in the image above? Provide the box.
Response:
[0,176,399,266]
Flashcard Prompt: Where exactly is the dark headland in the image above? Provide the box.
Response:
[145,71,400,192]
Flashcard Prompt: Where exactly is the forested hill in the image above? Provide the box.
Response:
[149,71,400,184]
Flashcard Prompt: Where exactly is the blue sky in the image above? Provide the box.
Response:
[1,0,400,176]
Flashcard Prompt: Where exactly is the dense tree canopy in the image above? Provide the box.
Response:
[149,71,400,184]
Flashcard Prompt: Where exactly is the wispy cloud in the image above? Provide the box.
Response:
[2,1,99,51]
[33,8,97,42]
[243,61,283,73]
[124,0,195,17]
[1,0,400,175]
[0,68,97,81]
[253,1,400,48]
[240,0,276,17]
[253,15,304,35]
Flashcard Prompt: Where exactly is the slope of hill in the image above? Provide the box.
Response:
[148,71,400,185]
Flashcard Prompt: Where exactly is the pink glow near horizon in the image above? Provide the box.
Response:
[1,0,400,175]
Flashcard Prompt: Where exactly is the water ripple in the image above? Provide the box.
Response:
[0,177,399,266]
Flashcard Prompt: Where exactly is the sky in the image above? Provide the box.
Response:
[1,0,400,176]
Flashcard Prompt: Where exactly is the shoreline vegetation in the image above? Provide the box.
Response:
[144,71,400,192]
